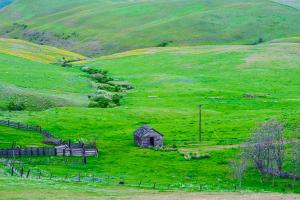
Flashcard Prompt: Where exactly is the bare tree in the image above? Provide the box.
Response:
[243,121,299,181]
[291,136,300,189]
[230,159,246,188]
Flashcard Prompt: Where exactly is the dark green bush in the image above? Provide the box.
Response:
[112,94,122,106]
[97,97,110,108]
[98,83,121,92]
[7,100,25,111]
[88,101,99,108]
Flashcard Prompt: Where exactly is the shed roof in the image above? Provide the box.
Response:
[134,125,163,137]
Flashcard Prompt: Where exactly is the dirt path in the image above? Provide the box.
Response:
[179,144,241,154]
[130,192,300,200]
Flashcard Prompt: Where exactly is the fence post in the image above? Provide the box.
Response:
[11,167,14,176]
[82,148,86,164]
[26,169,30,178]
[20,167,24,177]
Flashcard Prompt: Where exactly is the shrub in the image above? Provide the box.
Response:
[97,83,121,92]
[183,153,210,160]
[252,37,264,45]
[88,101,99,108]
[112,94,122,105]
[81,66,92,73]
[97,97,110,108]
[108,81,134,90]
[157,40,174,47]
[7,100,25,111]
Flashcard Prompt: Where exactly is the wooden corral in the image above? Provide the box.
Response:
[0,146,98,158]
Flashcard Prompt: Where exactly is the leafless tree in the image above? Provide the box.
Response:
[243,121,299,181]
[230,159,246,188]
[291,134,300,189]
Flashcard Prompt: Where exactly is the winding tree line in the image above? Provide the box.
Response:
[80,66,133,108]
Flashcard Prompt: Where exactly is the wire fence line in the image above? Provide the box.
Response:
[1,159,297,193]
[0,159,236,192]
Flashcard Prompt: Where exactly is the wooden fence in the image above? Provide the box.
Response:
[0,120,97,148]
[0,120,63,145]
[0,119,99,160]
[0,147,98,158]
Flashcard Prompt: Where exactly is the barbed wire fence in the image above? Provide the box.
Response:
[1,158,297,193]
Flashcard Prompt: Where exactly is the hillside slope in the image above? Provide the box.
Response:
[1,0,300,56]
[0,38,85,63]
[0,40,92,111]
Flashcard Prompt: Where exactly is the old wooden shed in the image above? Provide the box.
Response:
[134,125,164,148]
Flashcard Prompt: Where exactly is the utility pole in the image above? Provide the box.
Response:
[199,104,202,142]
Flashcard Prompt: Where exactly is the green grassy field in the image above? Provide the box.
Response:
[0,38,92,111]
[0,41,299,193]
[0,0,299,197]
[1,0,300,55]
[0,126,45,148]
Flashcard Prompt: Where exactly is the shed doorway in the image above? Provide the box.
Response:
[150,137,155,146]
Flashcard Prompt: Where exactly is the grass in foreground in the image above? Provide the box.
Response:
[0,176,299,200]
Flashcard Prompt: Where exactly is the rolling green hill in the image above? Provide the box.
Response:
[0,40,93,111]
[1,0,300,56]
[0,38,85,63]
[0,0,299,196]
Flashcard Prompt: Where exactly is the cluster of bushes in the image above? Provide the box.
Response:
[81,66,133,108]
[88,91,122,108]
[55,57,83,68]
[7,99,25,111]
[157,40,174,47]
[251,37,264,45]
[181,152,210,160]
[152,145,177,152]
